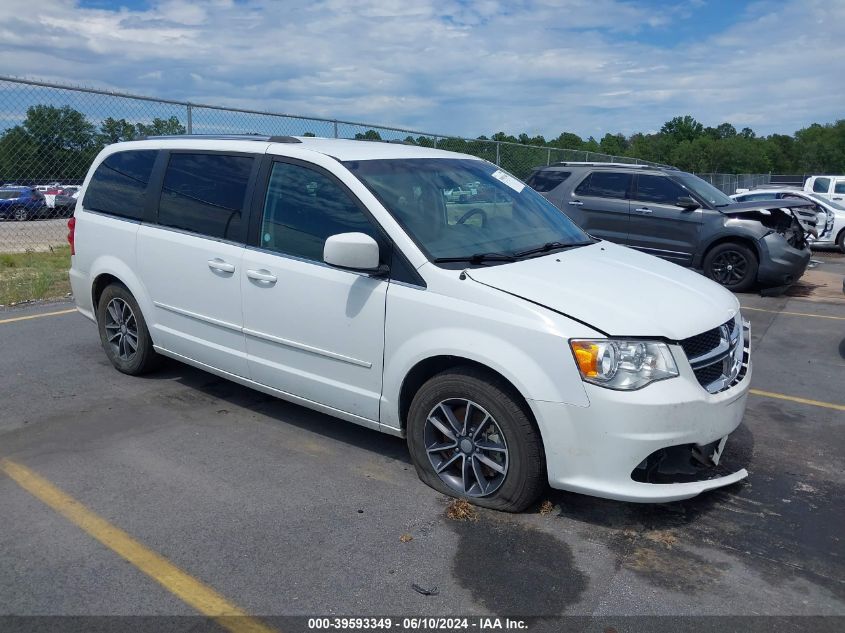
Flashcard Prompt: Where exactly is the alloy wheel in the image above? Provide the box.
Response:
[424,398,509,497]
[104,297,139,361]
[710,250,748,286]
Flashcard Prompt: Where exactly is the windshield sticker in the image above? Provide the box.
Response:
[491,169,525,193]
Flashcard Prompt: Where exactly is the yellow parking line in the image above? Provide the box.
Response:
[749,389,845,412]
[0,459,278,633]
[742,306,845,321]
[0,308,77,325]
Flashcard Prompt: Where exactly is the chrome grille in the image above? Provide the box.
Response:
[680,317,749,394]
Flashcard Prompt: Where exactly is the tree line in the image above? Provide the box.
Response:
[1,105,843,184]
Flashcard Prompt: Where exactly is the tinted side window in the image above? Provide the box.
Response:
[83,150,157,220]
[834,181,845,194]
[636,175,688,204]
[525,170,571,193]
[812,177,830,193]
[158,153,253,240]
[574,172,631,199]
[260,162,380,262]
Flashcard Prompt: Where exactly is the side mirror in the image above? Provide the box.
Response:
[676,196,700,210]
[323,232,387,275]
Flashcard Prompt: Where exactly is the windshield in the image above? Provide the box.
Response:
[674,174,735,207]
[344,158,591,263]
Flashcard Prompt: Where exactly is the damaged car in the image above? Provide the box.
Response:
[526,163,815,292]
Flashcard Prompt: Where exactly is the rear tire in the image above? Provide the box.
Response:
[703,242,758,292]
[407,367,545,512]
[837,229,845,254]
[96,283,161,375]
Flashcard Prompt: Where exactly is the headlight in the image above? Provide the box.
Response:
[569,339,679,390]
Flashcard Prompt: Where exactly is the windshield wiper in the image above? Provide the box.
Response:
[513,240,592,258]
[433,252,517,264]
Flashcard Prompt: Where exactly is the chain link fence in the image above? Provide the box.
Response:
[0,75,773,305]
[694,173,772,195]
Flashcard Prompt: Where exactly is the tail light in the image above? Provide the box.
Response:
[67,216,76,255]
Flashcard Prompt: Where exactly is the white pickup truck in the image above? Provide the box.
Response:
[805,175,845,203]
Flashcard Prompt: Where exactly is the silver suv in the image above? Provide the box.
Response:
[527,163,815,292]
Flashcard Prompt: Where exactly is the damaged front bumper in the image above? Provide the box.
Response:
[528,343,751,503]
[756,232,811,287]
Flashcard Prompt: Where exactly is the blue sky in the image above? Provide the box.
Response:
[1,0,842,139]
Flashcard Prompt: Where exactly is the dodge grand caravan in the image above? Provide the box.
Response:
[69,136,751,512]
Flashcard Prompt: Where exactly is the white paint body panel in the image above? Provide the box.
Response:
[70,136,752,504]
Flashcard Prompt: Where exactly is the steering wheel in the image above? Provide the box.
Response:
[457,207,487,226]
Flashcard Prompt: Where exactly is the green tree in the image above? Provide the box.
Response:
[353,129,382,141]
[135,116,186,137]
[99,117,138,144]
[660,115,704,143]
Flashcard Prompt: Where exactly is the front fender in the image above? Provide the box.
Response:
[380,282,596,430]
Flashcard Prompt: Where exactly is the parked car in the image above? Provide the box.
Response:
[732,187,845,252]
[70,136,752,511]
[0,186,47,221]
[526,162,815,292]
[804,175,845,204]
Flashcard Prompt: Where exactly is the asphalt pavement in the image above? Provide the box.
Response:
[0,257,843,631]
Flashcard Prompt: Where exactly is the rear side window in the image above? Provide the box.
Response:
[635,175,688,205]
[574,172,631,199]
[158,153,254,241]
[834,181,845,194]
[812,177,830,193]
[260,161,380,262]
[525,170,571,193]
[83,150,157,220]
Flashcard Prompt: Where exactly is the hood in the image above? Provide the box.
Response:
[721,198,817,234]
[466,241,739,340]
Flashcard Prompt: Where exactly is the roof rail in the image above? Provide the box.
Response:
[549,161,662,169]
[136,134,302,143]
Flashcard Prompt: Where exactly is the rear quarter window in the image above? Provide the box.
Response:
[812,177,831,193]
[83,150,158,220]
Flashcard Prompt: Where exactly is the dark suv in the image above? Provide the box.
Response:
[526,163,814,291]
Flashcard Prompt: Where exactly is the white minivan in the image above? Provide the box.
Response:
[69,135,751,511]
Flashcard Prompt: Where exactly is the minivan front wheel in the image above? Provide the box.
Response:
[407,367,545,512]
[703,242,758,292]
[97,284,160,375]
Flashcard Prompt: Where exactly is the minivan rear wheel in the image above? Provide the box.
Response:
[97,284,161,375]
[407,367,545,512]
[703,242,758,292]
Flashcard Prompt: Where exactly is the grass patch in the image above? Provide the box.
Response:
[0,246,71,305]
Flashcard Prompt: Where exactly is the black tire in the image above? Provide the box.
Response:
[837,229,845,254]
[703,242,758,292]
[96,283,161,375]
[407,366,545,512]
[13,206,30,221]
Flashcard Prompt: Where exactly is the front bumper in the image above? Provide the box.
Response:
[528,346,751,503]
[756,233,811,286]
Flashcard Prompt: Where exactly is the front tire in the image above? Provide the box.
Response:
[703,242,758,292]
[837,229,845,254]
[96,283,161,375]
[407,367,545,512]
[13,207,30,221]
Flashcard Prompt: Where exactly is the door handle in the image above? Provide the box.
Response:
[246,269,277,283]
[207,258,235,273]
[633,207,653,214]
[568,200,583,206]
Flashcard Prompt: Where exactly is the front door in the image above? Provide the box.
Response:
[626,174,703,266]
[241,159,388,422]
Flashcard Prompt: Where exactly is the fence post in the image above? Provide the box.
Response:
[495,142,500,166]
[433,136,438,149]
[333,120,338,138]
[186,104,192,135]
[547,148,551,166]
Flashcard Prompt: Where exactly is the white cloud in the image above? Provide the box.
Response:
[0,0,841,138]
